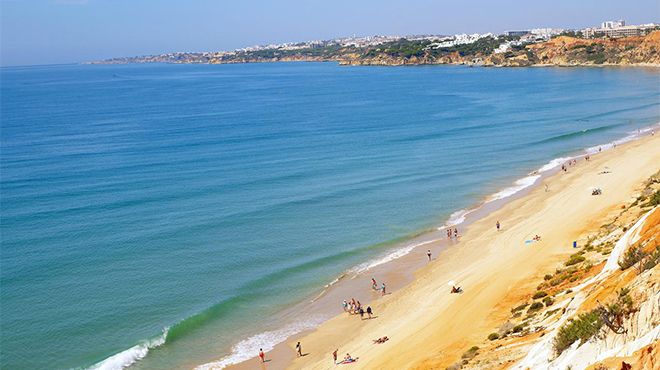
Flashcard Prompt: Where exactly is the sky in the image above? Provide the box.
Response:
[1,0,659,66]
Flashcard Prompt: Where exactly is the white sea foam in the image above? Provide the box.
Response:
[444,208,471,227]
[349,239,440,275]
[585,123,659,154]
[194,317,326,370]
[537,156,574,173]
[487,174,541,202]
[87,328,168,370]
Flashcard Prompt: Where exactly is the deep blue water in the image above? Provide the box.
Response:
[1,62,658,369]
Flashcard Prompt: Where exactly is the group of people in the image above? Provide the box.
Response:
[372,336,389,344]
[371,278,386,295]
[446,227,459,239]
[332,349,356,364]
[342,297,374,319]
[561,158,580,173]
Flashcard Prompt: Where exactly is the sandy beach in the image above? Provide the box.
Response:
[228,132,660,370]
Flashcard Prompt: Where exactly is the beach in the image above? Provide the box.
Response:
[228,132,660,369]
[3,63,660,370]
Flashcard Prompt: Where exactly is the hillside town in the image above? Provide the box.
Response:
[212,20,659,56]
[93,20,659,66]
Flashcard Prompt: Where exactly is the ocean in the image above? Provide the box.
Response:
[1,62,658,370]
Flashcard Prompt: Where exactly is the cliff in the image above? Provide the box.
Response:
[446,172,660,370]
[92,31,660,68]
[486,31,660,67]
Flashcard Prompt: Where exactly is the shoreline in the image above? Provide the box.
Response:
[86,59,660,69]
[273,127,659,370]
[198,124,659,370]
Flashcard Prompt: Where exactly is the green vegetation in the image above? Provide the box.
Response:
[607,288,634,316]
[643,246,660,271]
[440,36,503,56]
[528,301,544,312]
[553,30,584,39]
[532,291,548,299]
[642,190,660,207]
[553,310,604,355]
[365,39,432,59]
[511,303,529,314]
[543,296,555,307]
[565,253,586,266]
[488,332,499,340]
[618,246,646,270]
[461,346,480,360]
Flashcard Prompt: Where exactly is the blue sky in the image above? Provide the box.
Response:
[1,0,658,66]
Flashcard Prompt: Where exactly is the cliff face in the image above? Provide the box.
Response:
[342,31,660,67]
[93,31,660,67]
[447,174,660,370]
[485,31,660,67]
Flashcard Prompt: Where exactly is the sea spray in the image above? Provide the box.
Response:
[194,316,326,370]
[87,328,168,370]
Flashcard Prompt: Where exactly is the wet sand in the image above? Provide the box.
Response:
[225,132,660,370]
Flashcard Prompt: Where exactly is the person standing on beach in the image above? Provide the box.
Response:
[333,349,338,364]
[296,342,302,357]
[427,249,432,261]
[454,228,458,239]
[371,278,377,290]
[366,305,373,319]
[381,282,386,295]
[496,221,500,231]
[259,348,265,363]
[359,306,364,319]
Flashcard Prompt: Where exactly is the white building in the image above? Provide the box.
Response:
[601,20,625,29]
[583,22,658,38]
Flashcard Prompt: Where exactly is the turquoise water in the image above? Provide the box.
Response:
[1,62,658,369]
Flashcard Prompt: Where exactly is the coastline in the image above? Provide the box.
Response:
[86,59,660,68]
[196,125,660,370]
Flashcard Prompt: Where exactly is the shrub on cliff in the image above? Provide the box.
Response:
[618,246,645,270]
[554,310,603,355]
[565,254,586,266]
[543,297,555,307]
[532,291,548,299]
[528,301,544,312]
[642,190,660,207]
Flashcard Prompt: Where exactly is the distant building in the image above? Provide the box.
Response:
[530,28,565,39]
[583,22,658,38]
[505,30,530,37]
[601,20,625,29]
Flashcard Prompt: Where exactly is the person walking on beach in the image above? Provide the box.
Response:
[296,342,302,357]
[454,228,458,239]
[371,278,378,290]
[496,221,500,231]
[259,348,265,363]
[366,305,373,319]
[342,299,348,312]
[427,249,432,261]
[381,282,386,296]
[359,306,365,319]
[333,349,338,364]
